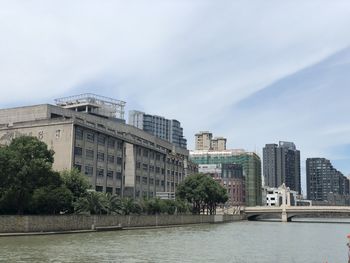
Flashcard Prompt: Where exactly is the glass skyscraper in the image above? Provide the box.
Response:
[128,110,187,149]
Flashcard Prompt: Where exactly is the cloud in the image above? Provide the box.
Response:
[1,0,350,190]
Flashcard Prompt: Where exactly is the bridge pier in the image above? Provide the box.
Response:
[281,211,288,222]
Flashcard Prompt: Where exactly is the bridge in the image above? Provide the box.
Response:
[244,206,350,222]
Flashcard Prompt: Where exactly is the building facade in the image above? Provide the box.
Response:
[0,95,196,199]
[190,150,262,206]
[195,131,213,151]
[306,158,350,204]
[195,131,227,151]
[198,163,245,206]
[211,137,227,151]
[263,141,301,194]
[128,110,187,149]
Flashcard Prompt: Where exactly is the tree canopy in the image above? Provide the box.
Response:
[176,174,228,215]
[0,136,87,214]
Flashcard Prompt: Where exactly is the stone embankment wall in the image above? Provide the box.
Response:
[0,214,244,233]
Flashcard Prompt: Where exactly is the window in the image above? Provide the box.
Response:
[161,168,165,175]
[108,138,115,148]
[143,149,148,157]
[107,155,115,163]
[136,162,141,169]
[95,186,103,192]
[149,165,154,172]
[156,154,161,161]
[97,152,105,162]
[136,176,141,183]
[115,188,121,195]
[106,187,113,194]
[98,134,106,145]
[86,149,94,160]
[74,147,82,156]
[97,169,104,177]
[116,172,122,180]
[155,167,160,174]
[107,170,114,179]
[85,166,93,176]
[117,141,123,150]
[75,128,83,140]
[142,177,148,184]
[117,157,123,165]
[150,178,154,184]
[86,132,95,143]
[143,164,148,171]
[137,148,142,156]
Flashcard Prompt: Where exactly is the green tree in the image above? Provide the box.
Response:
[61,169,89,201]
[74,191,108,215]
[120,198,142,215]
[30,186,73,214]
[176,174,228,215]
[0,136,63,214]
[104,194,122,215]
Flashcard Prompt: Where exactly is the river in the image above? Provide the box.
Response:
[0,220,349,262]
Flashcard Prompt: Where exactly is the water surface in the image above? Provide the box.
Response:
[0,220,349,262]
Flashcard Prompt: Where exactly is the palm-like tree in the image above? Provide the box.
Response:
[74,191,108,214]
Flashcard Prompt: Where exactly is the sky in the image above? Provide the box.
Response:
[1,0,350,193]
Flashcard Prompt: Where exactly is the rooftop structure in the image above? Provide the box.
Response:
[55,93,126,120]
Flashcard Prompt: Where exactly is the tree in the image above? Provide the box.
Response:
[176,174,228,215]
[74,191,108,215]
[30,186,73,214]
[120,198,142,215]
[0,136,63,214]
[61,169,89,201]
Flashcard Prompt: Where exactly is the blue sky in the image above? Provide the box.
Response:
[1,1,350,193]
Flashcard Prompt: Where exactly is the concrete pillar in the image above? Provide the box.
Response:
[287,192,291,207]
[281,211,288,223]
[281,188,286,207]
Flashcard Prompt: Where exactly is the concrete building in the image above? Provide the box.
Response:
[195,131,212,151]
[0,94,197,198]
[198,163,245,206]
[194,131,227,151]
[190,149,262,206]
[128,110,187,149]
[211,137,227,151]
[263,141,301,194]
[306,158,350,204]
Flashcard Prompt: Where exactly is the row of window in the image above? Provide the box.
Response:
[136,162,166,174]
[136,148,165,161]
[95,186,121,195]
[75,147,122,164]
[79,165,122,179]
[75,128,123,149]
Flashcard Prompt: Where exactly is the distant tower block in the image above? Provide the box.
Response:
[55,93,126,120]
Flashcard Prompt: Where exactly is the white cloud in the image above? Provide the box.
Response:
[1,0,350,188]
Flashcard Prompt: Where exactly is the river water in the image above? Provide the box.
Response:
[0,220,349,263]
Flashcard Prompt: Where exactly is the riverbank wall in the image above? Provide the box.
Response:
[0,214,244,233]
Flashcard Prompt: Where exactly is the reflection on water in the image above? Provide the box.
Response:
[0,220,349,263]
